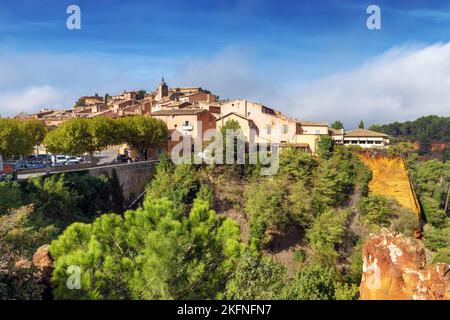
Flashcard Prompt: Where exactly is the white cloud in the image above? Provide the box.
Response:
[2,43,450,128]
[0,86,66,116]
[174,47,280,102]
[0,50,166,116]
[287,42,450,128]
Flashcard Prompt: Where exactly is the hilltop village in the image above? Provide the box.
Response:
[16,79,390,157]
[3,80,449,301]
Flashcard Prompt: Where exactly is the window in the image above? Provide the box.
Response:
[375,141,382,144]
[282,125,289,134]
[266,126,271,134]
[261,106,275,115]
[184,120,190,126]
[315,129,320,134]
[174,124,177,128]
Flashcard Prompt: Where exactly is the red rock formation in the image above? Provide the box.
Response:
[360,229,449,300]
[32,244,53,284]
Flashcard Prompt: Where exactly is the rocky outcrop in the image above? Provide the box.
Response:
[32,245,53,283]
[360,229,449,300]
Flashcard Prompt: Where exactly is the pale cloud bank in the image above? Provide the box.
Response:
[288,42,450,128]
[0,86,66,116]
[1,43,450,128]
[174,43,450,128]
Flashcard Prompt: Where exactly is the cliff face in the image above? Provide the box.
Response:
[360,229,449,300]
[359,154,421,217]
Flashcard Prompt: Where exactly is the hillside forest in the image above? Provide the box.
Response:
[1,130,448,299]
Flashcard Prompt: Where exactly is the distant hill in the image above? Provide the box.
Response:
[370,115,450,142]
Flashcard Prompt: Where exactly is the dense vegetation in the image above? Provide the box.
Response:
[0,171,125,299]
[44,116,167,158]
[370,115,450,142]
[407,157,450,263]
[0,118,47,158]
[1,125,448,299]
[45,141,422,300]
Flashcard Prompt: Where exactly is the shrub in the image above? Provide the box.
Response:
[358,195,395,227]
[293,249,306,263]
[282,265,337,300]
[306,209,350,250]
[0,181,24,215]
[245,178,288,249]
[226,253,286,300]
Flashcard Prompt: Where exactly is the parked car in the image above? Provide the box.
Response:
[65,156,81,165]
[116,154,131,163]
[53,155,68,166]
[14,159,28,169]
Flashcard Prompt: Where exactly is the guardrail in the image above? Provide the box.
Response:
[17,160,160,177]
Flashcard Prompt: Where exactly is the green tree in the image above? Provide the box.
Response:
[331,120,344,130]
[282,265,337,300]
[312,159,351,212]
[137,90,146,100]
[116,116,167,159]
[357,195,395,227]
[409,160,449,228]
[286,179,315,228]
[279,148,318,181]
[306,209,350,251]
[443,148,450,163]
[369,115,450,142]
[0,181,24,215]
[317,135,334,159]
[245,178,287,250]
[359,120,365,129]
[88,116,119,151]
[0,118,34,158]
[44,118,97,157]
[388,142,415,157]
[147,159,200,210]
[22,119,47,146]
[50,197,243,299]
[220,119,245,169]
[422,220,450,264]
[225,253,286,300]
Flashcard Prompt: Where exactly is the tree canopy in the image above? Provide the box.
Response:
[0,118,36,158]
[331,120,344,130]
[50,196,243,299]
[370,115,450,142]
[44,116,167,156]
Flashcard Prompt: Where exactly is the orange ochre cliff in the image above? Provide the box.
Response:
[359,154,421,217]
[360,229,449,300]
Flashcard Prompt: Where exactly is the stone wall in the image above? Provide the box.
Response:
[88,160,158,207]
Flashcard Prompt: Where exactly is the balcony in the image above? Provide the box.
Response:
[181,124,193,131]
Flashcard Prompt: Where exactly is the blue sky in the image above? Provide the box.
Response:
[1,0,450,127]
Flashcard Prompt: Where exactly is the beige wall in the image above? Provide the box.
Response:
[292,134,322,154]
[220,100,298,144]
[152,111,216,141]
